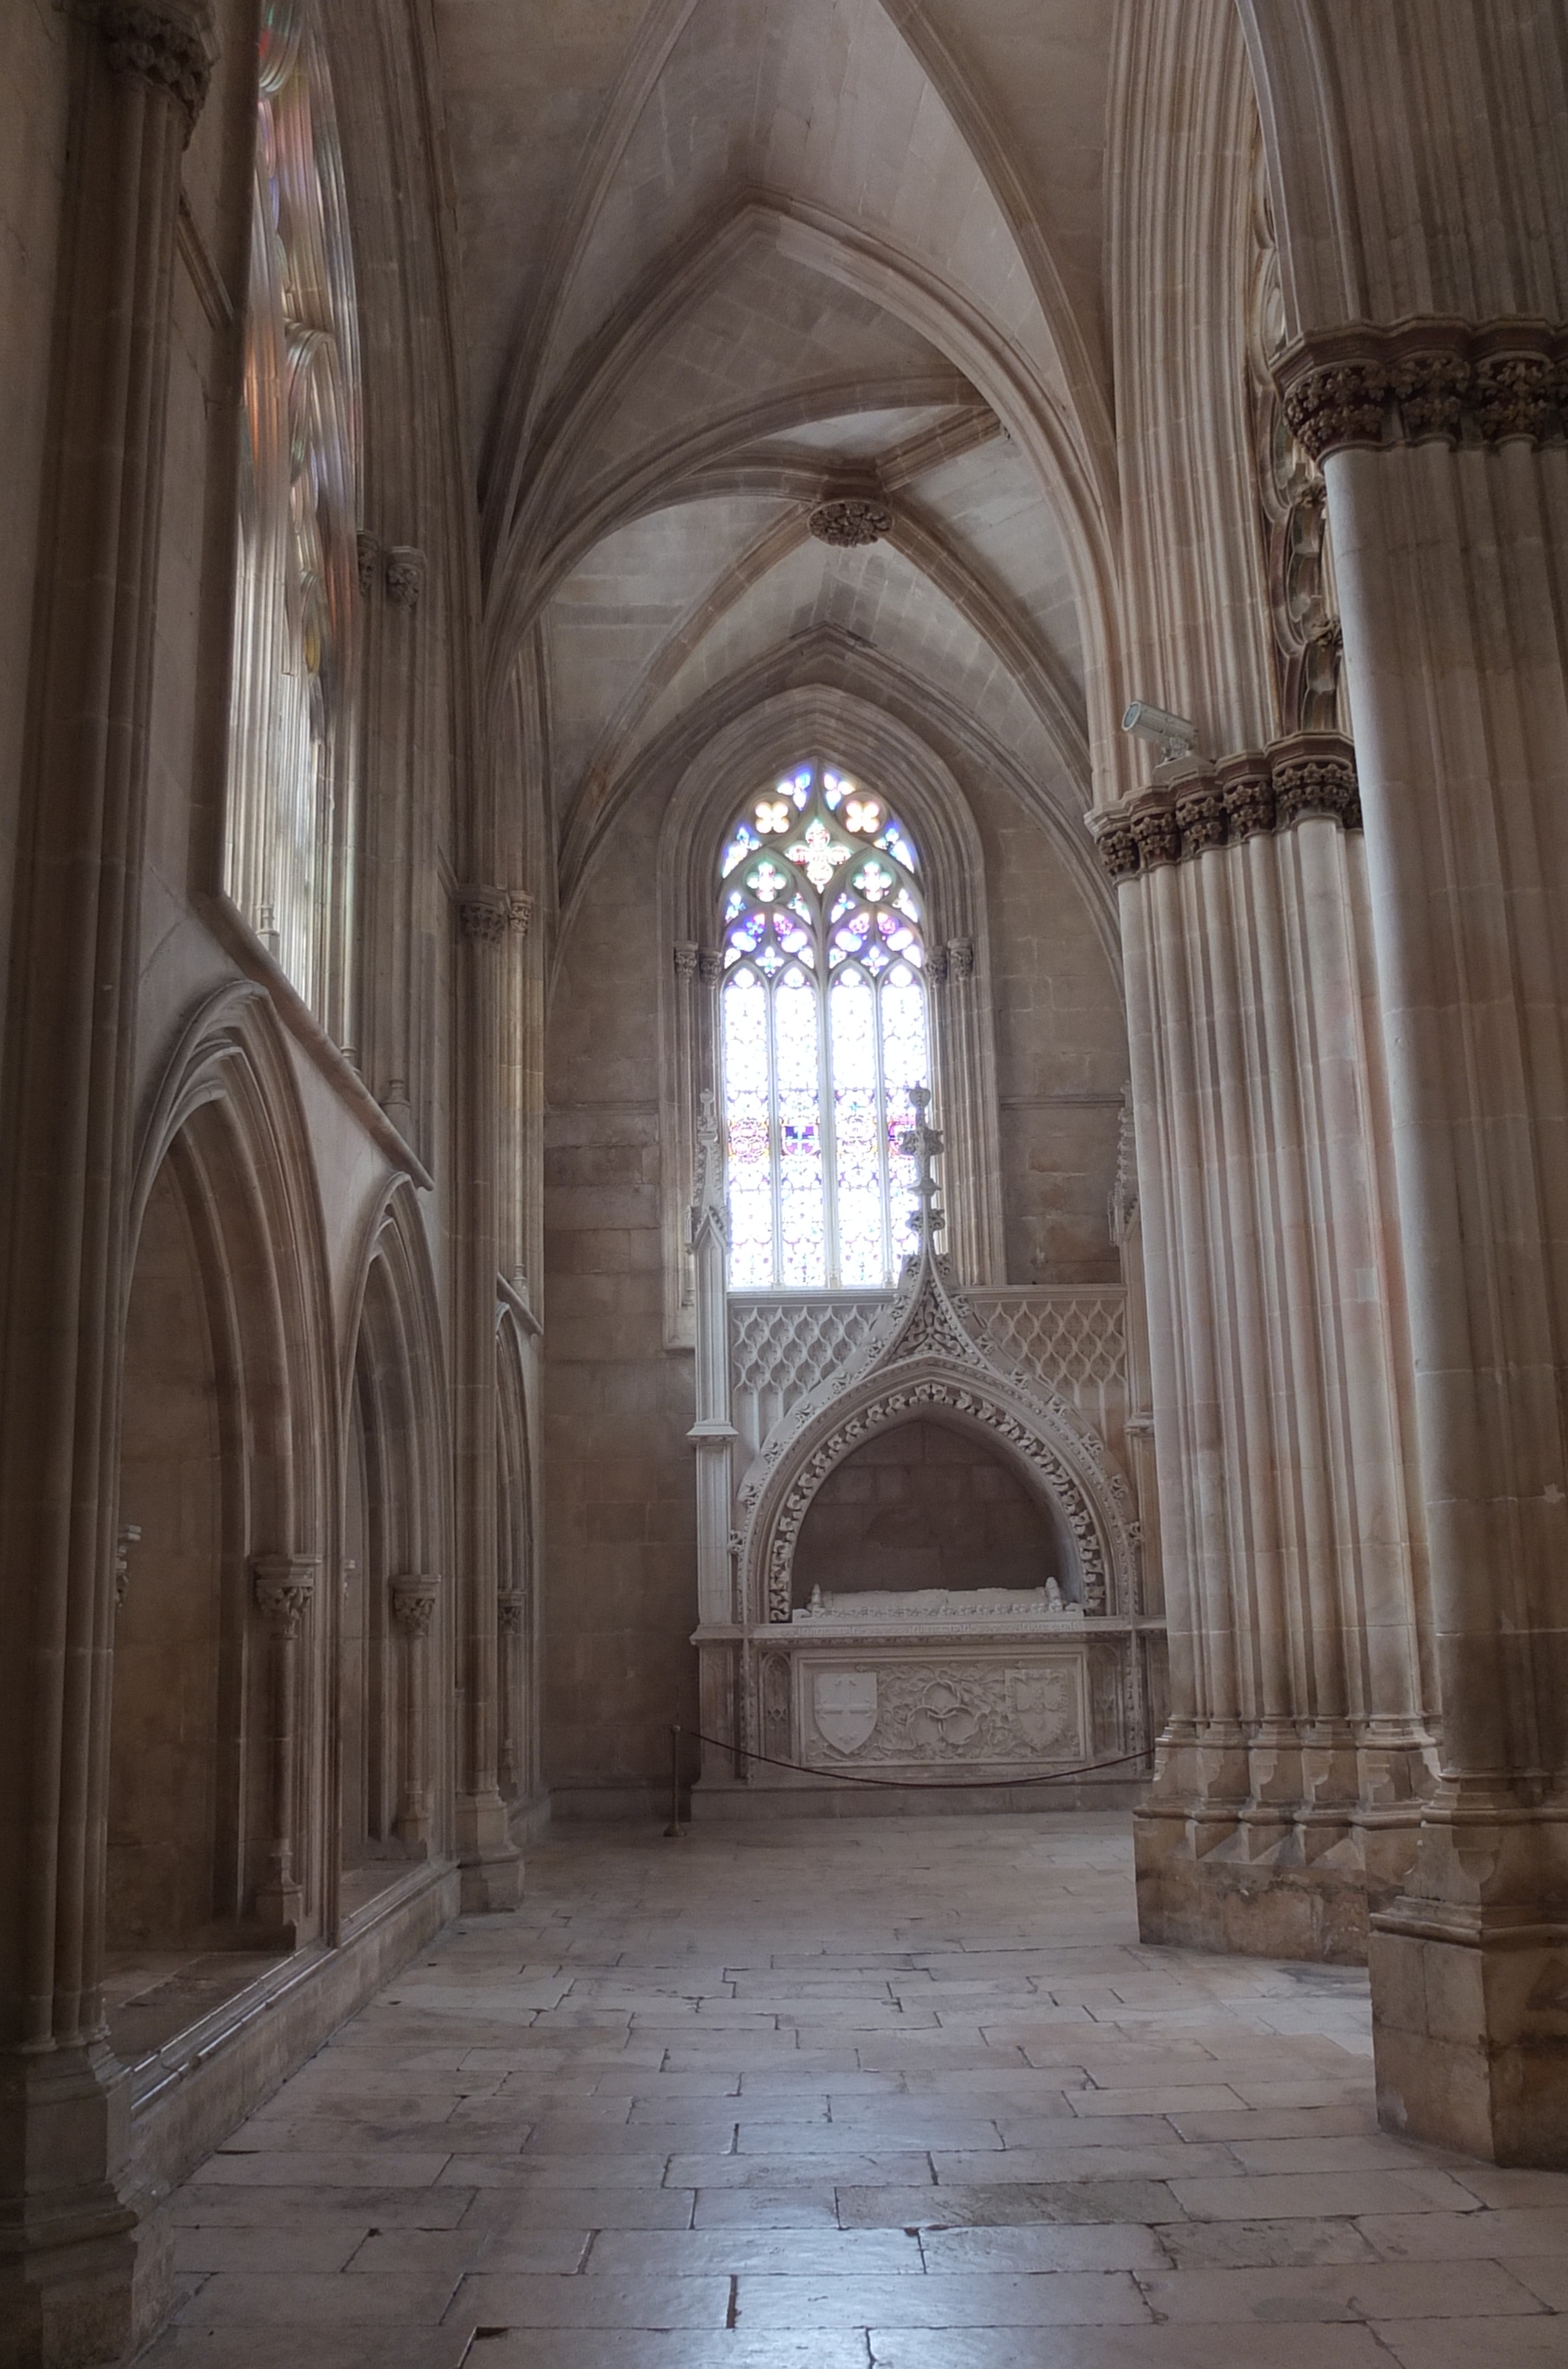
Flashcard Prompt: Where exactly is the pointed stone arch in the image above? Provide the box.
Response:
[121,983,338,1942]
[735,1329,1137,1631]
[341,1183,451,1876]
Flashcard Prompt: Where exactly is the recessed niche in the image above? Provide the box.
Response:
[791,1415,1073,1608]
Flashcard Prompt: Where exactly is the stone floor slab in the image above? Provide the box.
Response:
[140,1818,1565,2369]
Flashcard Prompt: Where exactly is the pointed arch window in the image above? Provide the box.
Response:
[718,763,931,1290]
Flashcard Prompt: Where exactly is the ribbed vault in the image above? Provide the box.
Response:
[432,0,1123,912]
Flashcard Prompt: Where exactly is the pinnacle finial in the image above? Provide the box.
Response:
[898,1084,944,1244]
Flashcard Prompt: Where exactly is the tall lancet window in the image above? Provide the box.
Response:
[225,0,361,1028]
[718,763,931,1290]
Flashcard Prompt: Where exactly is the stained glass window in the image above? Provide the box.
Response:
[718,762,932,1287]
[225,0,360,1030]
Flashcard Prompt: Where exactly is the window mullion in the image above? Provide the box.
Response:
[821,962,839,1288]
[767,976,782,1289]
[872,978,891,1285]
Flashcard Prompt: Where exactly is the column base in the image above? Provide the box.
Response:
[1371,1911,1568,2164]
[0,2047,168,2369]
[458,1855,522,1912]
[454,1791,522,1911]
[1134,1806,1371,1961]
[1135,1728,1432,1965]
[0,2217,170,2369]
[1370,1810,1568,2165]
[249,1886,304,1949]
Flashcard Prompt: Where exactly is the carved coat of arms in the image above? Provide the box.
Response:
[811,1667,878,1754]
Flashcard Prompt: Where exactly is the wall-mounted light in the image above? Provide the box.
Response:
[1121,700,1198,764]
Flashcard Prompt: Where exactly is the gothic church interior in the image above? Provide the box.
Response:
[2,0,1567,2360]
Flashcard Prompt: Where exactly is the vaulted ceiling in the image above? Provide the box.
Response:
[432,0,1121,904]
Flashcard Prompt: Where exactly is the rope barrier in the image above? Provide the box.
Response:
[683,1725,1151,1794]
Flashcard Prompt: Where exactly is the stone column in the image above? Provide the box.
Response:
[389,1576,439,1854]
[251,1558,318,1939]
[495,1590,524,1800]
[496,891,536,1296]
[0,6,215,2359]
[1112,736,1433,1964]
[1281,328,1568,2162]
[686,1091,741,1782]
[449,888,522,1908]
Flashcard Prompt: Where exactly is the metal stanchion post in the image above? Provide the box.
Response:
[663,1720,686,1838]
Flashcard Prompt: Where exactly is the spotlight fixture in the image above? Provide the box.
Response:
[1121,699,1199,764]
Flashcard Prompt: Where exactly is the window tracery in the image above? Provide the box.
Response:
[718,764,931,1290]
[225,0,361,1027]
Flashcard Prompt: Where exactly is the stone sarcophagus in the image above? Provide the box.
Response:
[686,1100,1163,1812]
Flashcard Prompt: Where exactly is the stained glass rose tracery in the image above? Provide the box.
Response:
[718,764,931,1290]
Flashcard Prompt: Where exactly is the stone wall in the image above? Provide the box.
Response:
[543,796,702,1805]
[979,785,1127,1286]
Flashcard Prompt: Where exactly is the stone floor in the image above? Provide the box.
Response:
[146,1814,1568,2369]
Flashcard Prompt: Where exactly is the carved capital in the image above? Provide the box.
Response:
[1129,798,1180,871]
[1391,351,1470,445]
[506,890,535,939]
[946,937,975,982]
[926,946,951,983]
[1279,321,1567,456]
[391,1576,439,1639]
[98,0,215,135]
[1474,353,1555,445]
[673,941,698,980]
[252,1555,318,1638]
[384,546,426,611]
[356,531,380,596]
[1220,766,1275,841]
[1093,816,1140,885]
[697,946,723,986]
[496,1590,524,1638]
[1272,745,1361,831]
[1282,361,1389,462]
[456,887,508,944]
[1091,736,1358,880]
[1174,781,1226,857]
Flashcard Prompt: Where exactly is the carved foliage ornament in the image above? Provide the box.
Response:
[252,1557,318,1637]
[808,497,894,548]
[391,1577,439,1639]
[98,0,215,132]
[458,886,533,944]
[1094,735,1359,884]
[1277,324,1568,463]
[384,546,426,612]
